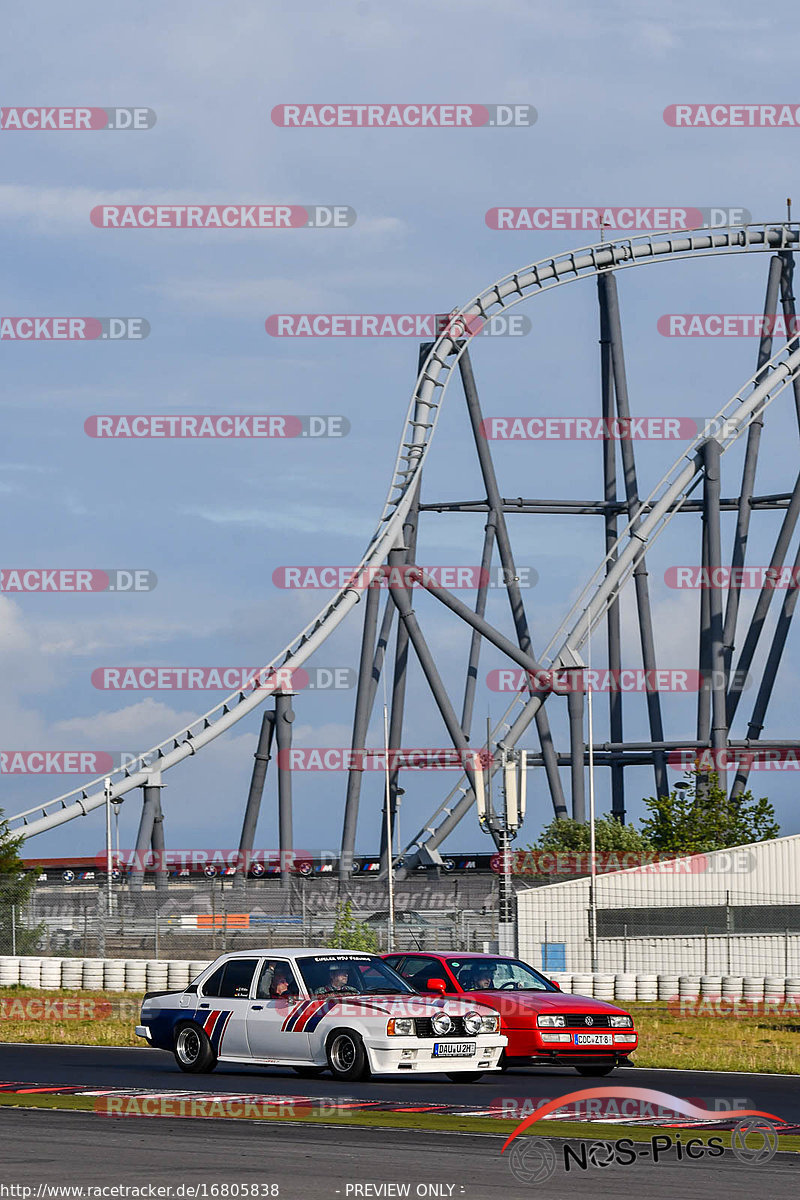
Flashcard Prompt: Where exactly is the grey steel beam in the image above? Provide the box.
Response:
[703,440,727,751]
[150,788,168,894]
[274,693,295,889]
[460,512,497,738]
[339,578,383,877]
[599,275,624,820]
[130,773,162,893]
[722,256,782,678]
[235,709,275,889]
[386,576,483,825]
[697,516,712,743]
[730,539,800,800]
[458,348,567,818]
[727,469,800,725]
[567,689,586,822]
[599,271,668,796]
[779,251,800,433]
[420,496,795,514]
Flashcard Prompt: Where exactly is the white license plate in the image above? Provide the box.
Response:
[574,1033,613,1046]
[433,1042,476,1057]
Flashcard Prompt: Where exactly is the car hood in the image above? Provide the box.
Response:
[459,990,631,1016]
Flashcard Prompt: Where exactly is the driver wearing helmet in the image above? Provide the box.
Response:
[315,964,358,996]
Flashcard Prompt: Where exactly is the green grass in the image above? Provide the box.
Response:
[2,989,800,1073]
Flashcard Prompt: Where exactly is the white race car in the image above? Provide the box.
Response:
[136,948,506,1081]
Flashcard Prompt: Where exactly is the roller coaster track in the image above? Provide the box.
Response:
[9,222,800,841]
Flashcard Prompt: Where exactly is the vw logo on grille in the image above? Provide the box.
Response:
[585,1016,594,1026]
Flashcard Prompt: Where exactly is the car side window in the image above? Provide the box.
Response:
[401,956,455,992]
[201,965,225,997]
[255,960,301,1001]
[217,958,259,999]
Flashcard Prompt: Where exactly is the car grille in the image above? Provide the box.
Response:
[414,1016,470,1038]
[561,1013,612,1028]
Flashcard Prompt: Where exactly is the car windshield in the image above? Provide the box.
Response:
[449,957,556,992]
[297,954,417,996]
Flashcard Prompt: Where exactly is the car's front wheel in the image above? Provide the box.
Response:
[174,1023,217,1073]
[326,1029,370,1081]
[445,1072,484,1082]
[574,1063,615,1077]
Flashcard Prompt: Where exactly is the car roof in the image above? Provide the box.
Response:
[210,947,383,961]
[387,951,515,961]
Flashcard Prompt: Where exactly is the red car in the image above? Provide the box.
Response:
[383,952,637,1075]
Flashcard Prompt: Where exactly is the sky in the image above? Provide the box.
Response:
[2,0,800,863]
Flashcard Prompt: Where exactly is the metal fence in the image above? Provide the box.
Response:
[0,874,505,960]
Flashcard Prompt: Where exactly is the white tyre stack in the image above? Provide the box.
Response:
[721,975,744,1001]
[657,974,680,1001]
[636,973,658,1002]
[61,959,84,989]
[593,973,616,1001]
[125,960,148,992]
[167,960,191,991]
[18,958,42,988]
[785,977,800,1005]
[146,961,170,992]
[103,960,127,991]
[764,976,786,1003]
[82,959,105,990]
[679,975,701,1000]
[571,973,594,998]
[0,958,21,986]
[700,975,722,998]
[614,974,638,1003]
[742,976,765,1004]
[548,973,572,993]
[39,958,63,989]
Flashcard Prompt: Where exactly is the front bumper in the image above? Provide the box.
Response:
[504,1029,637,1064]
[366,1036,506,1074]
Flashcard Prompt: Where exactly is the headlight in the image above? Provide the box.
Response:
[537,1014,566,1028]
[387,1018,414,1036]
[431,1012,454,1035]
[610,1014,632,1028]
[463,1012,482,1035]
[480,1014,500,1033]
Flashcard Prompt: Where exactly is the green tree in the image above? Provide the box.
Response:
[534,816,656,855]
[326,900,379,952]
[639,770,779,854]
[0,809,41,954]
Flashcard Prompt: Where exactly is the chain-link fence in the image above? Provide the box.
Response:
[3,874,510,959]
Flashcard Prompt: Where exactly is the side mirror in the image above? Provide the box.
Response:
[549,978,561,990]
[426,978,447,994]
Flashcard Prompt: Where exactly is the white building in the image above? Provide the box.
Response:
[516,834,800,976]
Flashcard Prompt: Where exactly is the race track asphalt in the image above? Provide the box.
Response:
[0,1046,798,1198]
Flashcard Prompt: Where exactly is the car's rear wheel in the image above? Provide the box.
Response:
[445,1072,484,1082]
[174,1023,217,1073]
[326,1029,370,1081]
[574,1063,615,1077]
[292,1066,326,1078]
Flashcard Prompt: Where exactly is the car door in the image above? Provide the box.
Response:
[246,959,310,1062]
[198,957,259,1058]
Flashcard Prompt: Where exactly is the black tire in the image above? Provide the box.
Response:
[326,1029,370,1082]
[173,1023,217,1073]
[445,1072,484,1082]
[292,1066,326,1078]
[498,1051,511,1072]
[574,1063,615,1077]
